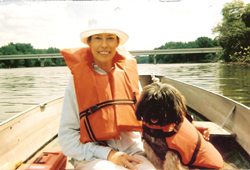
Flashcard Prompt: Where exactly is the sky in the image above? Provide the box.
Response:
[0,0,250,51]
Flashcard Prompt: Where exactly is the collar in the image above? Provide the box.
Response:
[92,63,114,75]
[143,122,182,138]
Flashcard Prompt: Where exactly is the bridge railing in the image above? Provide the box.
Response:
[0,53,62,60]
[129,47,222,55]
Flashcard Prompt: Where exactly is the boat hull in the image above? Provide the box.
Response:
[0,96,63,166]
[139,75,250,156]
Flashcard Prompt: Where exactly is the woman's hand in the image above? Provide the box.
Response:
[107,150,142,170]
[193,122,210,141]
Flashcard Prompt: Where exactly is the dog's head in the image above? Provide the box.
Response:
[136,82,186,126]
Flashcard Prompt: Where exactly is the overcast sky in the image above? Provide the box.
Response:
[0,0,249,51]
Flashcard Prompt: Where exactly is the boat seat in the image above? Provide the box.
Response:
[193,121,236,138]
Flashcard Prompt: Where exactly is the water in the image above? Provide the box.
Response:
[0,67,71,122]
[1,63,250,123]
[138,63,250,106]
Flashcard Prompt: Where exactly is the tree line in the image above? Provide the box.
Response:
[136,37,220,64]
[213,0,250,63]
[0,42,65,68]
[1,0,249,67]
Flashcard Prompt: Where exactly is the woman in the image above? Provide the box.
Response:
[58,19,156,170]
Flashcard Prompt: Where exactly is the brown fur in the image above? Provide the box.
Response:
[136,82,192,170]
[143,135,189,170]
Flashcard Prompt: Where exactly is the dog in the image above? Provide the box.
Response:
[135,82,224,170]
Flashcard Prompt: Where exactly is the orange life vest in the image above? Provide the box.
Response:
[61,47,142,144]
[143,118,224,169]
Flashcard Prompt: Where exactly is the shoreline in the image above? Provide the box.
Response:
[224,62,250,66]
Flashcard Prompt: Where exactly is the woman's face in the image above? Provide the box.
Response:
[88,33,119,65]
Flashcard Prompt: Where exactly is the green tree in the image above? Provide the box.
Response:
[24,59,40,67]
[213,37,220,47]
[195,37,215,48]
[135,56,149,63]
[34,49,46,54]
[230,46,250,63]
[148,55,154,63]
[0,43,20,68]
[15,43,34,54]
[44,58,56,66]
[46,47,60,53]
[54,58,66,66]
[152,37,218,63]
[213,0,250,62]
[0,43,19,55]
[242,3,250,27]
[0,43,63,68]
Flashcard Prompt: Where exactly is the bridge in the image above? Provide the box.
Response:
[0,47,222,66]
[129,47,222,55]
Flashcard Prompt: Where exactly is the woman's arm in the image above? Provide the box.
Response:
[58,76,112,161]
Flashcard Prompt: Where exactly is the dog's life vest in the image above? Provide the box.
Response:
[143,118,224,169]
[61,47,142,144]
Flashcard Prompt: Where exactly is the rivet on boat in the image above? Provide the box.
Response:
[39,103,47,112]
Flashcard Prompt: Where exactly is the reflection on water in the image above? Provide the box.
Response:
[138,63,250,107]
[138,63,223,94]
[0,63,250,122]
[219,65,250,106]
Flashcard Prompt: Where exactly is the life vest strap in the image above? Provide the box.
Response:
[79,92,137,143]
[187,130,201,166]
[142,122,182,138]
[143,122,202,167]
[84,116,98,142]
[79,92,137,119]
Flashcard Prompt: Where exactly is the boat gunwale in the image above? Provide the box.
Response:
[0,95,64,127]
[0,95,64,166]
[141,73,250,111]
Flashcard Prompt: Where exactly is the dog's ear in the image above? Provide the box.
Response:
[135,100,143,120]
[136,104,145,120]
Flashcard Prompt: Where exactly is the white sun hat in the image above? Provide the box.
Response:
[80,14,129,46]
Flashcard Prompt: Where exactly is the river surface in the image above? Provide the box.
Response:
[1,63,250,123]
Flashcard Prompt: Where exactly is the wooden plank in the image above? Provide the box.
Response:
[193,121,236,138]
